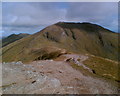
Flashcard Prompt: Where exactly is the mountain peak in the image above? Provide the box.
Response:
[55,21,113,33]
[2,21,119,63]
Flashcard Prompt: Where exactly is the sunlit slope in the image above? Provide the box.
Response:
[2,22,119,62]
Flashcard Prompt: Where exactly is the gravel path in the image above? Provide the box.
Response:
[63,54,92,72]
[1,54,118,94]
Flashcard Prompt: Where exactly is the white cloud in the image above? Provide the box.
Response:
[2,2,67,36]
[2,2,118,37]
[65,2,118,31]
[3,2,67,26]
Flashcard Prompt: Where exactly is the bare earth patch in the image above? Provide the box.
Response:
[2,54,118,94]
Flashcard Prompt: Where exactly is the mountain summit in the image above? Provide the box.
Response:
[2,22,119,62]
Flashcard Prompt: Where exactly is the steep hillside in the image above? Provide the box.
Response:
[2,22,119,63]
[1,33,29,47]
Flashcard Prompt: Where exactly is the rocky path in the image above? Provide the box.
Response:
[1,54,118,94]
[2,62,63,94]
[62,54,93,73]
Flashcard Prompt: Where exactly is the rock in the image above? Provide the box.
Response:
[92,69,96,74]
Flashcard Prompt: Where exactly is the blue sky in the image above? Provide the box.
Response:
[2,2,118,37]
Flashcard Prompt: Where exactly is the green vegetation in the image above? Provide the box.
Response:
[70,61,93,76]
[32,47,67,61]
[83,56,119,81]
[1,82,16,89]
[1,33,29,47]
[1,22,119,63]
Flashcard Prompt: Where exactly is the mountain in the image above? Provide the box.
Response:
[2,22,119,63]
[1,22,120,90]
[1,33,30,47]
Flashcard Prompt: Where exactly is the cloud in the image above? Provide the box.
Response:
[65,2,118,32]
[2,2,67,36]
[2,2,118,36]
[3,2,67,26]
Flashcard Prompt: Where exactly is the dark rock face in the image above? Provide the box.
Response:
[92,69,96,74]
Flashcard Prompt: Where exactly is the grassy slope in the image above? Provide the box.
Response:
[2,33,29,47]
[2,33,66,62]
[2,22,119,63]
[55,53,119,85]
[55,22,119,61]
[1,22,119,86]
[83,55,119,81]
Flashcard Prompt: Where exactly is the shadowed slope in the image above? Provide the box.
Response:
[2,33,30,47]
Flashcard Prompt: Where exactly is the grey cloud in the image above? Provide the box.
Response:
[66,3,117,20]
[2,2,66,26]
[2,25,46,36]
[2,2,118,37]
[2,2,67,36]
[65,2,118,32]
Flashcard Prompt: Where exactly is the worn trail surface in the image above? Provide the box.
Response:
[2,54,118,94]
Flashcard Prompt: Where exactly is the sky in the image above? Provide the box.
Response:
[1,2,118,37]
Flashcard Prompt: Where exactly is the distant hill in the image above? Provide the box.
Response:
[2,33,30,47]
[2,22,119,63]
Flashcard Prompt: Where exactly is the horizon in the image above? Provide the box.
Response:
[1,2,118,37]
[1,21,118,38]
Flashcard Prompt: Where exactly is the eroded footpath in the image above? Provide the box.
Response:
[2,54,118,94]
